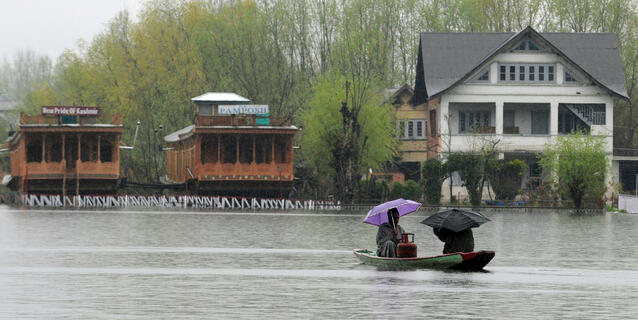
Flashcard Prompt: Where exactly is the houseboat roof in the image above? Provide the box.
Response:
[164,124,298,143]
[415,26,628,102]
[164,125,195,143]
[19,123,123,128]
[191,92,250,103]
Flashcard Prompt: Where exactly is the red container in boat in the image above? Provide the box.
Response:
[397,233,417,258]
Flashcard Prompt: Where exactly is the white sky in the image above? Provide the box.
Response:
[0,0,145,61]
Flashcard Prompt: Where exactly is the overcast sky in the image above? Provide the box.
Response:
[0,0,145,61]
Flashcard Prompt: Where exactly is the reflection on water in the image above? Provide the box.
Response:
[1,206,638,318]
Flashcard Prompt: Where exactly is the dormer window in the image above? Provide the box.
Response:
[472,70,490,83]
[565,70,578,83]
[512,36,542,52]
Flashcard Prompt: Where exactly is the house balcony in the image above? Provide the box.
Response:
[445,102,609,153]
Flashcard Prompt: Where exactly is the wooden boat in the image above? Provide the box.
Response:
[353,248,495,271]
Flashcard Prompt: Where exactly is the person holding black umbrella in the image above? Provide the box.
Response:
[376,208,406,257]
[421,208,490,254]
[433,227,474,254]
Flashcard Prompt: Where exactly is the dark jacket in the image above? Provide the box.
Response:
[433,228,474,254]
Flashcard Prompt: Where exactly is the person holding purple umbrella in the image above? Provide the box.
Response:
[376,208,406,257]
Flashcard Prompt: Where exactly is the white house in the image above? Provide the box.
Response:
[413,26,628,201]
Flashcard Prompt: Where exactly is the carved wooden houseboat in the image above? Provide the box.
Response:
[6,106,123,194]
[163,93,297,197]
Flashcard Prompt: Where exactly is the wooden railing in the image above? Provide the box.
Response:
[23,160,119,178]
[194,115,292,127]
[20,113,121,125]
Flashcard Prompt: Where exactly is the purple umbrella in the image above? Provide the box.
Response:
[363,198,422,226]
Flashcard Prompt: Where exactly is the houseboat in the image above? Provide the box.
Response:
[163,93,298,197]
[6,106,123,194]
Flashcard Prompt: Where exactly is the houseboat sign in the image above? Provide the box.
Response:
[218,104,269,115]
[42,106,100,116]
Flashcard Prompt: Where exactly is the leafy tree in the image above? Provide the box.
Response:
[487,159,528,200]
[539,131,608,208]
[422,158,446,204]
[447,152,486,206]
[299,73,397,202]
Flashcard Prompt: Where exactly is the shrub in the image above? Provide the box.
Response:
[487,159,527,200]
[422,158,446,204]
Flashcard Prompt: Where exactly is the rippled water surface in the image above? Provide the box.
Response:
[1,206,638,319]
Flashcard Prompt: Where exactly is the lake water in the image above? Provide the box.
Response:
[1,206,638,319]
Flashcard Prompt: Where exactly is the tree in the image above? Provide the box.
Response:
[487,159,527,200]
[422,158,446,204]
[299,74,397,203]
[447,152,486,206]
[539,131,608,208]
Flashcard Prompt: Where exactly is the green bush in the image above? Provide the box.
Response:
[390,181,404,199]
[487,159,527,200]
[388,179,421,201]
[360,179,390,201]
[422,158,445,204]
[403,180,422,201]
[539,131,608,209]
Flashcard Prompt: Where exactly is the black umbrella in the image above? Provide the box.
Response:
[421,208,490,232]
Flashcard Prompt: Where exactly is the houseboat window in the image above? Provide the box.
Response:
[255,136,271,164]
[26,138,42,163]
[81,135,98,162]
[65,136,79,168]
[49,140,62,162]
[80,142,95,162]
[239,136,253,164]
[100,139,113,162]
[274,136,287,163]
[201,135,218,163]
[199,104,213,116]
[221,134,236,163]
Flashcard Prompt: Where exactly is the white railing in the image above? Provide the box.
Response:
[20,194,342,210]
[592,112,605,125]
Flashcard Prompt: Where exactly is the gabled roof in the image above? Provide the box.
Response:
[191,92,250,103]
[414,27,628,104]
[384,83,414,105]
